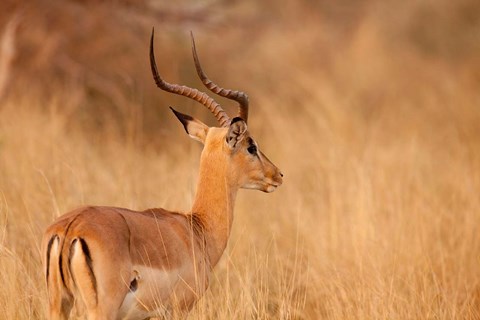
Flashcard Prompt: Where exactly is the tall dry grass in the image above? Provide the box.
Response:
[1,0,480,318]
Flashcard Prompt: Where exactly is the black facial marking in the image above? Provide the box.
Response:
[247,140,257,155]
[247,146,257,155]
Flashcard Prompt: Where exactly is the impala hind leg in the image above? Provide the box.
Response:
[69,237,130,320]
[45,235,74,320]
[48,296,73,320]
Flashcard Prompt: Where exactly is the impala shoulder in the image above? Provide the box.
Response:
[140,207,172,216]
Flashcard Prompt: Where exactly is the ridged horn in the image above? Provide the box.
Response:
[149,28,230,127]
[190,32,249,123]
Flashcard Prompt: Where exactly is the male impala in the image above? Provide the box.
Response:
[41,29,283,320]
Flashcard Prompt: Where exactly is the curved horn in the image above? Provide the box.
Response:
[149,28,231,127]
[190,32,249,123]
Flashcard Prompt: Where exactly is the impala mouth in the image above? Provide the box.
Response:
[265,181,282,193]
[243,178,282,193]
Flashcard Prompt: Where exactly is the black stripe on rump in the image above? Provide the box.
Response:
[68,239,78,287]
[58,215,81,288]
[69,238,98,305]
[45,235,58,282]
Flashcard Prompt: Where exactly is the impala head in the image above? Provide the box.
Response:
[150,28,283,193]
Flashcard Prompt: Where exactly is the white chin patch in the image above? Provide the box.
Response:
[242,183,261,190]
[266,185,276,193]
[242,183,276,193]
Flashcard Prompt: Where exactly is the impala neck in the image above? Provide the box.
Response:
[191,146,238,267]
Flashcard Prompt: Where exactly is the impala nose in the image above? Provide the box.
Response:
[275,171,284,186]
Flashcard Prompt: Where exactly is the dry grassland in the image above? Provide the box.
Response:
[1,0,480,318]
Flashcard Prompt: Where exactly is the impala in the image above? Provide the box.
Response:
[41,29,283,320]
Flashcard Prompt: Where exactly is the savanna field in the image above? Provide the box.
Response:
[1,0,480,318]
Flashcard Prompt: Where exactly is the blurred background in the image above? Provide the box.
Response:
[0,0,480,318]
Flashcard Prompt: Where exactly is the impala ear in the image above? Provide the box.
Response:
[170,107,208,144]
[226,117,247,149]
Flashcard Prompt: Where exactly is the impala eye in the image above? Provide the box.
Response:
[247,145,257,155]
